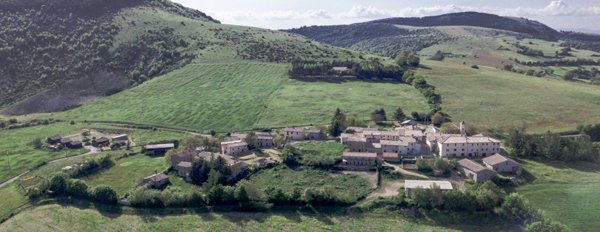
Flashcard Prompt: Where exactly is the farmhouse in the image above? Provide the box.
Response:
[458,159,497,183]
[46,135,62,144]
[283,127,305,141]
[404,180,453,196]
[483,154,522,174]
[60,138,72,145]
[340,151,379,170]
[175,162,193,180]
[220,140,248,156]
[257,134,274,148]
[142,173,170,189]
[437,135,501,158]
[306,129,326,140]
[92,137,110,147]
[341,127,423,157]
[383,152,401,162]
[145,143,175,156]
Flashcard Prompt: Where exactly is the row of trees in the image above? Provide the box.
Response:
[27,174,118,204]
[578,123,600,142]
[505,128,599,161]
[69,156,115,178]
[564,68,600,84]
[289,59,406,81]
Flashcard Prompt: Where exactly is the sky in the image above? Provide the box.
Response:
[171,0,600,33]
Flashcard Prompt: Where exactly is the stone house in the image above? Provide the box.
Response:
[220,140,248,156]
[145,143,175,156]
[47,135,62,144]
[142,173,170,189]
[283,127,306,141]
[340,151,379,170]
[257,134,274,148]
[92,137,110,147]
[438,135,501,158]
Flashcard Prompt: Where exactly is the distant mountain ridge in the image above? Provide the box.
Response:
[369,12,560,41]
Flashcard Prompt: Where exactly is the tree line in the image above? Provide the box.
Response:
[505,128,599,162]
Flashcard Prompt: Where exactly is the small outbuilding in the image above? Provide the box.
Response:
[404,180,453,196]
[111,134,129,145]
[47,135,62,144]
[92,137,110,147]
[66,140,83,149]
[483,154,522,174]
[142,173,170,189]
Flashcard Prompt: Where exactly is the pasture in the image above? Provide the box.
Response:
[255,79,429,128]
[517,160,600,232]
[419,60,600,132]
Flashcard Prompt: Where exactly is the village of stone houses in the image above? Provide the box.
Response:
[34,115,522,208]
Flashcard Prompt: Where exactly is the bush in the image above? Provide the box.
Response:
[471,65,479,69]
[49,174,67,194]
[89,185,118,204]
[497,193,540,223]
[525,219,568,232]
[65,179,89,198]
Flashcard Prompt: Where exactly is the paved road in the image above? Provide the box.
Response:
[0,146,99,189]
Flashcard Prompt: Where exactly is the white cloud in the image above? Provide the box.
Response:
[502,0,600,17]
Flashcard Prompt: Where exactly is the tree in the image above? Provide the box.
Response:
[191,158,210,185]
[181,135,202,151]
[431,112,446,127]
[497,193,539,222]
[203,169,222,190]
[393,107,406,121]
[49,174,67,194]
[164,149,176,165]
[210,156,232,184]
[66,179,88,198]
[329,108,347,137]
[273,134,285,149]
[90,185,118,204]
[371,108,387,124]
[244,132,259,150]
[411,112,421,121]
[281,146,300,166]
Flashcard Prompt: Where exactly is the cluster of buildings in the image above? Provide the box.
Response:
[91,134,129,148]
[46,135,82,149]
[457,153,522,182]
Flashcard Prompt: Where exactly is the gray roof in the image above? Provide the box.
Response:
[405,180,453,190]
[483,154,521,166]
[146,143,175,150]
[458,159,488,173]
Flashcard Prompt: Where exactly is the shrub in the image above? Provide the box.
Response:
[89,185,118,204]
[65,179,89,198]
[49,174,67,194]
[471,65,479,69]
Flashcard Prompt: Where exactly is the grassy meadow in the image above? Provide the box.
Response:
[247,165,372,202]
[255,79,429,128]
[0,183,27,220]
[517,160,600,232]
[81,154,169,196]
[0,204,490,232]
[419,60,600,132]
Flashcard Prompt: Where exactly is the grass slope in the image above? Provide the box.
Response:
[517,160,600,232]
[58,62,289,132]
[255,79,429,128]
[419,60,600,132]
[0,183,27,220]
[0,205,468,232]
[295,141,346,165]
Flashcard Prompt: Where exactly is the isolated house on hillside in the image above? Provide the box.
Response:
[404,180,453,196]
[482,154,522,174]
[458,159,497,183]
[145,143,175,156]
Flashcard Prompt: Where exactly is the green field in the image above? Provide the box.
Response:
[56,62,428,132]
[0,123,90,183]
[255,80,429,128]
[419,60,600,132]
[247,166,372,202]
[517,160,600,232]
[0,183,27,220]
[0,204,492,232]
[294,141,346,166]
[81,154,169,196]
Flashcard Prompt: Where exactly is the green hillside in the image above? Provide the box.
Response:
[56,62,429,132]
[418,60,600,132]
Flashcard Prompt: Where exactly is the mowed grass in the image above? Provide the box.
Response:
[295,141,346,165]
[0,123,90,183]
[255,80,429,128]
[247,166,372,202]
[517,160,600,232]
[58,62,289,132]
[419,60,600,132]
[0,205,473,232]
[81,154,169,196]
[0,183,27,220]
